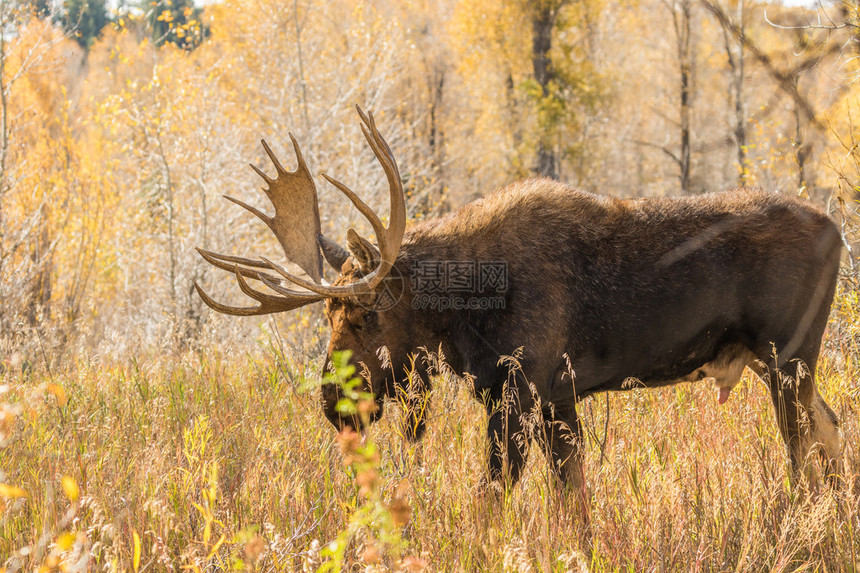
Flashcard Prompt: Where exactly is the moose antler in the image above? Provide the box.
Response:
[194,105,406,316]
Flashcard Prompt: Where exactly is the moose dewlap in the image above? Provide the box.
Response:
[196,106,842,490]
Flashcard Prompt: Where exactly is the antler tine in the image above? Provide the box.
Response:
[221,194,272,228]
[259,274,304,297]
[287,133,310,174]
[353,105,406,275]
[197,247,270,269]
[197,247,277,283]
[260,139,287,175]
[194,279,316,317]
[194,281,260,316]
[259,273,342,298]
[233,265,320,305]
[198,247,329,299]
[253,135,309,182]
[356,106,400,187]
[356,106,395,170]
[319,173,387,241]
[249,163,273,184]
[262,256,374,297]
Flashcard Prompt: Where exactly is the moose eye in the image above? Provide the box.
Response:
[349,311,377,331]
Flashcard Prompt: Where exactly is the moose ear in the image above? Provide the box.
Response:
[318,233,350,271]
[347,228,380,273]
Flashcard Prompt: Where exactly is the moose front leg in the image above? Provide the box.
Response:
[399,378,430,442]
[540,399,591,532]
[483,382,534,488]
[539,400,585,491]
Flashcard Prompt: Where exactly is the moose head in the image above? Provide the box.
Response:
[194,106,413,433]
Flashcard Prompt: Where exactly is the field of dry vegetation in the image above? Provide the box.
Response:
[2,0,860,570]
[1,293,859,571]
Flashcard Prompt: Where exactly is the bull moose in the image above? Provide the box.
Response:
[195,106,842,489]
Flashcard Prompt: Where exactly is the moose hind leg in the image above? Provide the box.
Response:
[763,357,841,484]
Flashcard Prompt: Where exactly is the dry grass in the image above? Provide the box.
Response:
[2,292,859,571]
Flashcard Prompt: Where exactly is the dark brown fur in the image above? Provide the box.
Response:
[323,179,843,488]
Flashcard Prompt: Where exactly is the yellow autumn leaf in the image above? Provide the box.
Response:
[46,383,67,406]
[205,534,226,560]
[0,483,27,499]
[56,532,76,551]
[133,530,141,572]
[61,476,79,502]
